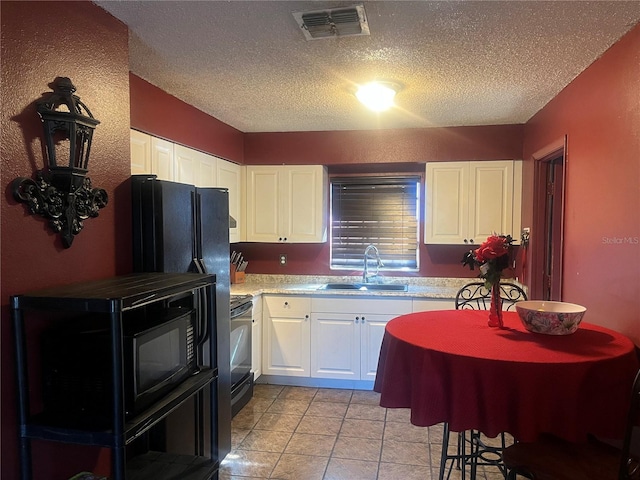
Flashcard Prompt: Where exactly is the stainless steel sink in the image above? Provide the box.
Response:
[319,283,408,292]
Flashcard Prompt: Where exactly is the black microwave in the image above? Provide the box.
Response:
[42,306,198,424]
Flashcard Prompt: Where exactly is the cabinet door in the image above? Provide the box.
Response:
[310,313,359,379]
[425,162,469,244]
[283,166,328,243]
[251,297,262,380]
[130,130,151,174]
[151,137,175,181]
[468,161,514,243]
[360,313,397,380]
[246,165,327,243]
[196,153,217,188]
[174,144,217,187]
[218,160,242,243]
[246,166,281,242]
[262,296,311,377]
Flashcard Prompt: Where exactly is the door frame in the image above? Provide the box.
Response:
[530,137,567,300]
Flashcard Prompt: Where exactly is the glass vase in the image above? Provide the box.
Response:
[488,282,504,328]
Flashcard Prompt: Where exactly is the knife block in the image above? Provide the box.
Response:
[230,264,245,284]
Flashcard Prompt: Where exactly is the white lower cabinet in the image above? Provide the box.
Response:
[262,295,311,377]
[260,294,454,383]
[251,296,263,380]
[310,313,359,380]
[310,297,412,381]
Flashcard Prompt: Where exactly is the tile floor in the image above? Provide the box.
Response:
[219,384,509,480]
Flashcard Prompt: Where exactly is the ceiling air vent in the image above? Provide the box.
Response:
[292,4,369,41]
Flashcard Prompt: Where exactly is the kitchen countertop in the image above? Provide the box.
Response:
[229,274,514,300]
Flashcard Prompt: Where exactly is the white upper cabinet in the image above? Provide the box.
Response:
[130,130,151,174]
[425,160,522,244]
[246,165,328,243]
[129,130,243,240]
[217,159,242,243]
[150,137,175,181]
[174,144,217,187]
[131,129,175,181]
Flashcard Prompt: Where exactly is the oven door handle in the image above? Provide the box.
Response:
[230,300,252,319]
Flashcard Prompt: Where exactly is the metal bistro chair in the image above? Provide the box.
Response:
[503,368,640,480]
[455,281,527,312]
[439,281,528,480]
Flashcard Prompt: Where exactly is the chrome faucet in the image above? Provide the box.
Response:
[363,244,384,283]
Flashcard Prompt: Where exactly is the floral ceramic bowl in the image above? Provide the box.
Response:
[515,300,587,335]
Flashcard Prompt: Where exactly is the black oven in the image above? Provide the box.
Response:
[230,295,253,416]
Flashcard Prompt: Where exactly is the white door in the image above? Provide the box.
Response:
[310,313,359,379]
[251,301,262,380]
[360,313,396,380]
[174,145,217,187]
[217,160,242,243]
[130,130,151,174]
[468,161,514,243]
[425,162,469,244]
[263,313,310,376]
[284,166,327,242]
[150,137,174,181]
[246,167,281,242]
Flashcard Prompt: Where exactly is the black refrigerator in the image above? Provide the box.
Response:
[131,174,231,463]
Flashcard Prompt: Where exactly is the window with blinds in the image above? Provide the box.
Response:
[330,176,420,270]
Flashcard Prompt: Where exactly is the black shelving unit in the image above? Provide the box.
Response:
[11,273,219,480]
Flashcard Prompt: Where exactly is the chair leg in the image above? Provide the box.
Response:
[439,423,451,480]
[440,423,467,480]
[467,430,511,479]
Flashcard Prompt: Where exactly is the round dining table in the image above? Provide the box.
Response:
[374,310,639,443]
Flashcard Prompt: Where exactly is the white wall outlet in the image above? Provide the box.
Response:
[279,254,287,265]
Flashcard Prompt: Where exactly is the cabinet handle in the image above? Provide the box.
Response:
[361,316,365,323]
[463,238,468,244]
[305,314,309,320]
[469,239,474,243]
[284,301,289,306]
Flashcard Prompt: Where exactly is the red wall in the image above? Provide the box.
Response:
[130,74,245,163]
[521,24,640,343]
[239,126,524,277]
[1,2,131,478]
[244,125,524,165]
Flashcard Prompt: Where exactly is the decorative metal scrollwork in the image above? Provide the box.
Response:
[13,171,108,248]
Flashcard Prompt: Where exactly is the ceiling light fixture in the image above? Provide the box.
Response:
[355,81,399,112]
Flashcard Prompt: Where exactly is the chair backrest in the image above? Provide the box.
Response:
[619,369,640,479]
[454,281,527,311]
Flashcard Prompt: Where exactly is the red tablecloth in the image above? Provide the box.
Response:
[374,310,639,442]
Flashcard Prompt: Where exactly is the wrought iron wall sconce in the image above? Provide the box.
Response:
[12,77,108,248]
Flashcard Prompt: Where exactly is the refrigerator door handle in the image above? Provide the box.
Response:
[189,190,205,273]
[192,258,205,273]
[196,287,209,347]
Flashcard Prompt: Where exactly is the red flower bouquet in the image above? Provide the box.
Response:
[462,234,514,288]
[462,234,514,328]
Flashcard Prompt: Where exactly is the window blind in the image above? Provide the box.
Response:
[330,176,419,270]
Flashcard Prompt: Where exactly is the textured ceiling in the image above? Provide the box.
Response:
[95,1,640,133]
